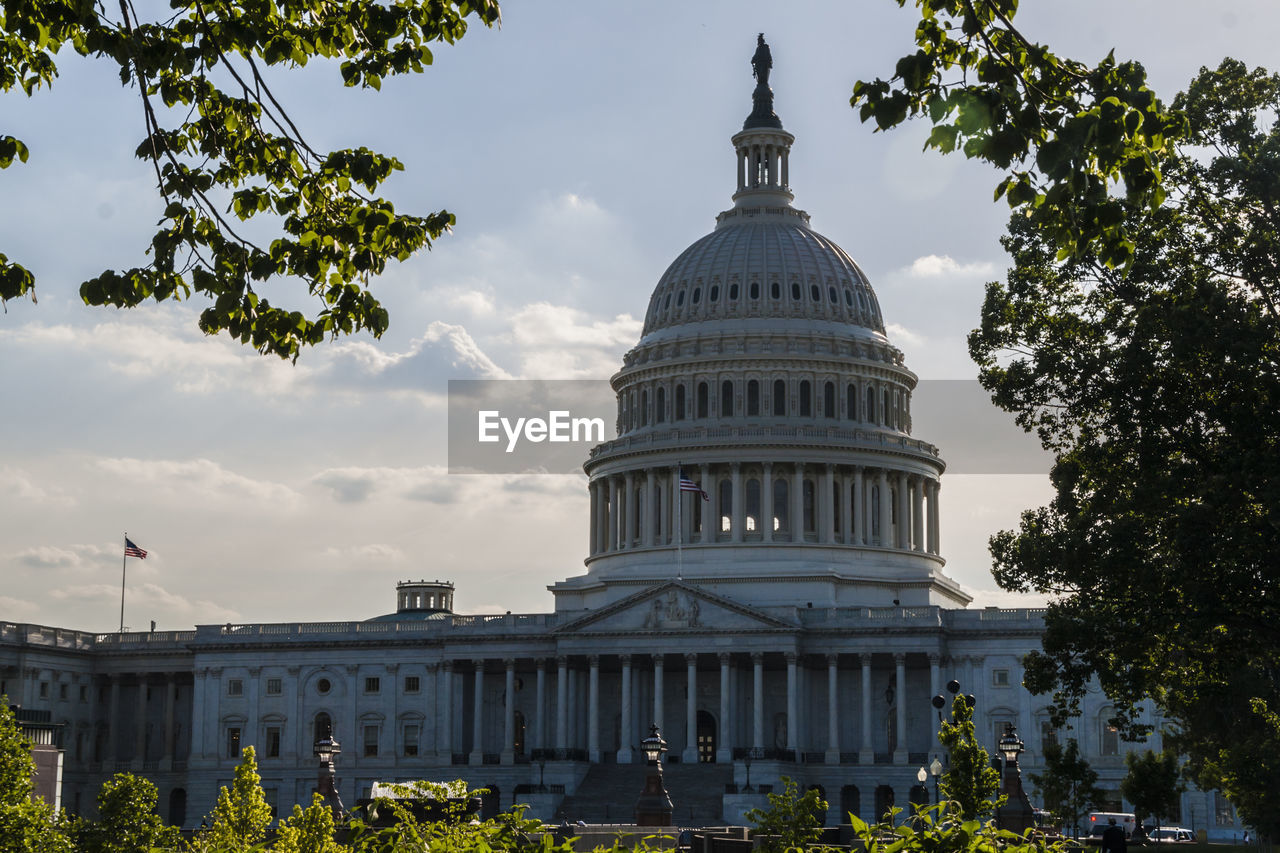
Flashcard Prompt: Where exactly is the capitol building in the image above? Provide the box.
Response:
[0,41,1244,836]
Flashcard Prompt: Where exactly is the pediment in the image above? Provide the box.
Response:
[554,582,794,635]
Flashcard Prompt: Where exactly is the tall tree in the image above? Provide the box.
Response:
[855,1,1280,836]
[198,745,272,853]
[76,773,180,853]
[1029,738,1103,838]
[1,0,499,359]
[1120,750,1184,836]
[936,694,1001,820]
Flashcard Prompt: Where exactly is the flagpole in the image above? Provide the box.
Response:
[120,532,128,633]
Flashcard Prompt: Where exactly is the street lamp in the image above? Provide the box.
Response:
[634,724,673,826]
[313,734,346,820]
[929,755,943,805]
[916,766,928,818]
[743,752,753,793]
[995,723,1035,832]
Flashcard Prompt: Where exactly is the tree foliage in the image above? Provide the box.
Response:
[0,699,73,853]
[272,794,349,853]
[857,1,1280,838]
[1029,738,1103,837]
[76,773,180,853]
[1120,750,1183,834]
[744,776,827,852]
[936,694,1001,821]
[193,745,272,853]
[0,0,499,359]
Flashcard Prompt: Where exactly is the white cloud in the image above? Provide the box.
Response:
[319,544,406,562]
[904,254,996,279]
[507,303,641,379]
[12,543,112,570]
[49,582,238,625]
[446,289,496,317]
[94,458,301,507]
[0,595,40,620]
[885,322,925,348]
[0,467,75,507]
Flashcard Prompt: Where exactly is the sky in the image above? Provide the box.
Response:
[1,0,1276,631]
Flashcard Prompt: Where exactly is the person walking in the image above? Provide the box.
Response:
[1101,818,1128,853]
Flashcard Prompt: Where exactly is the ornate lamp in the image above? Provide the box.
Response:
[995,723,1035,832]
[929,755,943,805]
[634,724,673,826]
[313,734,346,819]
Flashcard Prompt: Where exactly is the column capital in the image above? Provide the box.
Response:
[928,653,941,665]
[535,658,547,672]
[652,653,665,668]
[588,655,600,667]
[619,654,632,667]
[208,667,223,678]
[718,652,731,665]
[894,652,906,665]
[443,660,454,673]
[826,653,839,666]
[685,653,697,665]
[730,461,741,473]
[826,462,835,473]
[751,652,764,665]
[859,653,873,667]
[784,652,797,664]
[504,658,516,669]
[762,460,772,472]
[425,663,439,674]
[344,664,359,675]
[556,656,568,668]
[473,659,486,673]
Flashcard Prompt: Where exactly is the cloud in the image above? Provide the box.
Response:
[94,458,301,507]
[446,289,497,317]
[0,595,40,620]
[312,465,450,504]
[12,543,112,570]
[49,581,238,624]
[507,303,641,379]
[904,254,996,279]
[885,322,925,348]
[0,467,75,507]
[320,544,406,562]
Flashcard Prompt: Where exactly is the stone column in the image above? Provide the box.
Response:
[878,469,891,547]
[792,463,805,541]
[840,471,853,545]
[108,675,122,763]
[535,659,546,752]
[589,480,599,556]
[644,469,657,547]
[730,463,744,543]
[469,661,485,765]
[859,655,873,762]
[555,657,568,752]
[709,464,722,542]
[502,659,516,764]
[617,655,633,763]
[928,479,941,554]
[929,654,941,701]
[825,655,840,763]
[894,653,907,763]
[190,670,205,762]
[245,667,261,760]
[752,653,764,750]
[761,462,773,542]
[205,668,222,762]
[588,655,601,763]
[161,673,176,768]
[823,464,836,544]
[912,476,926,551]
[134,677,147,765]
[683,653,698,763]
[625,472,637,548]
[652,655,665,733]
[785,653,798,753]
[718,653,732,763]
[618,476,630,550]
[607,477,619,551]
[853,466,864,545]
[897,471,910,550]
[657,471,669,545]
[568,667,579,750]
[439,662,453,757]
[598,479,610,554]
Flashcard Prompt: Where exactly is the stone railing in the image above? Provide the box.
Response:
[589,423,940,461]
[204,612,563,642]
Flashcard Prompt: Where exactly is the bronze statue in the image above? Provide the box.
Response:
[745,34,781,130]
[751,33,772,89]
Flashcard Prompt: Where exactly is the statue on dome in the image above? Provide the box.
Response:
[751,33,772,88]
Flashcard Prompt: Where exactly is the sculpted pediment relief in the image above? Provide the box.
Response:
[555,582,791,635]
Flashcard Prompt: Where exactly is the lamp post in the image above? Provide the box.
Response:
[313,734,346,820]
[634,724,673,826]
[916,766,928,818]
[743,752,753,793]
[995,722,1035,832]
[538,757,547,792]
[930,755,943,805]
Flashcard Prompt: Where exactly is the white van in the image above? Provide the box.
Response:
[1088,813,1138,839]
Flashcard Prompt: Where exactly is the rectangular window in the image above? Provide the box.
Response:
[228,679,244,696]
[264,788,278,821]
[992,669,1010,687]
[79,685,87,702]
[266,726,281,758]
[59,684,68,701]
[404,676,420,694]
[266,678,282,695]
[226,727,241,758]
[404,724,419,757]
[364,677,380,694]
[1214,792,1234,826]
[1100,720,1119,756]
[1040,720,1058,752]
[363,725,379,757]
[39,681,49,699]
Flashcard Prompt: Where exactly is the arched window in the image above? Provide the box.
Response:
[692,287,701,304]
[652,489,663,541]
[719,479,733,532]
[803,479,816,533]
[314,712,332,743]
[676,290,685,306]
[773,479,789,533]
[840,786,860,824]
[710,285,720,302]
[675,385,686,421]
[773,379,786,416]
[866,386,876,423]
[846,384,856,420]
[729,283,739,300]
[771,281,780,299]
[811,284,821,301]
[656,386,666,423]
[697,382,708,418]
[791,282,801,301]
[745,478,761,532]
[799,381,812,417]
[829,286,838,303]
[721,380,734,417]
[823,381,836,418]
[749,281,760,299]
[882,388,890,427]
[747,380,760,416]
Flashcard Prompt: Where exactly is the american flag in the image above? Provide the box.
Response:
[124,538,148,559]
[678,470,709,501]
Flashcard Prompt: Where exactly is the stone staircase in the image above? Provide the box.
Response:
[556,762,734,826]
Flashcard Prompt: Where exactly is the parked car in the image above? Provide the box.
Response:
[1148,828,1194,843]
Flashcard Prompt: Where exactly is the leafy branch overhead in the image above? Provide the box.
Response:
[851,0,1185,269]
[0,0,500,359]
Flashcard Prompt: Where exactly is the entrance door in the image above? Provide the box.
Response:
[696,710,716,762]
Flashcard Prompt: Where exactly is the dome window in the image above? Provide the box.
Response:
[729,283,739,300]
[771,281,781,299]
[721,380,734,417]
[676,290,685,307]
[865,386,876,423]
[791,282,801,301]
[663,294,672,310]
[799,380,812,417]
[697,382,709,418]
[828,286,838,304]
[846,384,856,419]
[747,380,760,416]
[773,379,786,416]
[675,385,686,420]
[692,287,701,304]
[710,285,719,302]
[656,387,666,423]
[749,281,760,299]
[844,289,854,306]
[824,381,836,418]
[810,284,821,302]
